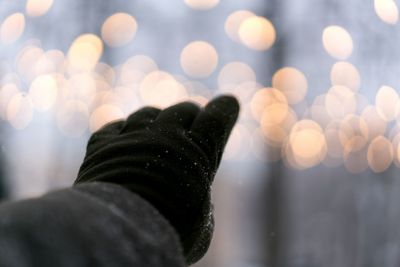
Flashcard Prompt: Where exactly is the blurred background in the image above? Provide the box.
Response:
[1,0,400,266]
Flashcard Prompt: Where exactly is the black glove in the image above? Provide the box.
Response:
[74,95,240,264]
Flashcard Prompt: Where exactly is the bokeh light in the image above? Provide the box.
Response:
[6,93,34,130]
[225,10,255,43]
[218,61,256,92]
[1,13,25,45]
[322,25,353,60]
[180,41,218,78]
[272,67,308,104]
[374,0,399,25]
[89,104,124,132]
[184,0,220,10]
[67,34,103,72]
[367,136,394,173]
[26,0,54,17]
[29,74,58,111]
[238,16,276,51]
[375,85,399,121]
[101,13,137,47]
[330,61,361,91]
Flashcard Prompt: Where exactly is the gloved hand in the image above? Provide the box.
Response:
[74,95,239,264]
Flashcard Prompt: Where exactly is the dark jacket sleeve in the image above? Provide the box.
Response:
[0,182,186,267]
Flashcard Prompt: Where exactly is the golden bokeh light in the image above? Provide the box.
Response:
[29,75,58,111]
[225,10,255,43]
[286,120,327,169]
[330,61,361,91]
[140,71,188,108]
[308,95,332,128]
[0,83,20,119]
[1,13,25,45]
[375,85,399,121]
[250,87,287,121]
[218,61,256,92]
[57,100,89,137]
[180,41,218,78]
[26,0,54,17]
[261,103,297,145]
[339,115,369,154]
[6,93,33,130]
[272,67,308,104]
[374,0,399,24]
[101,13,137,47]
[89,104,125,132]
[67,34,103,72]
[322,25,353,60]
[367,136,394,173]
[184,0,219,10]
[16,45,45,83]
[361,105,387,140]
[325,85,356,119]
[119,55,158,86]
[64,73,97,105]
[96,62,116,85]
[238,16,276,51]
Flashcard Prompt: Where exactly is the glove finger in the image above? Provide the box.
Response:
[190,95,240,165]
[156,102,200,130]
[121,106,161,133]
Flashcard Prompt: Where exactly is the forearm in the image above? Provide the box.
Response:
[0,182,185,267]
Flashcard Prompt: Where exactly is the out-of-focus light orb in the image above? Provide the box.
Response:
[57,100,88,137]
[325,85,356,119]
[184,0,219,10]
[180,41,218,78]
[68,34,103,72]
[368,136,394,173]
[16,45,44,83]
[322,25,353,60]
[119,55,158,86]
[361,105,387,140]
[90,104,124,132]
[261,104,297,145]
[272,67,308,104]
[287,120,326,168]
[225,10,255,43]
[6,93,33,130]
[375,85,399,121]
[29,75,58,111]
[1,13,25,45]
[101,13,137,47]
[250,87,287,121]
[64,73,97,105]
[374,0,399,24]
[218,61,256,91]
[238,16,276,51]
[140,71,188,108]
[330,61,361,91]
[26,0,54,17]
[0,83,19,119]
[308,95,331,128]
